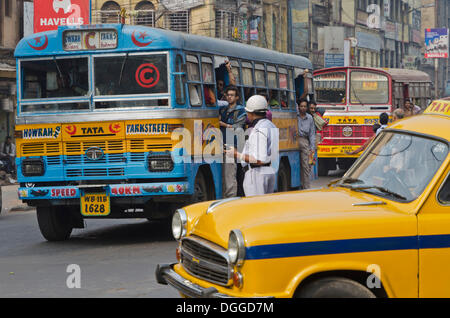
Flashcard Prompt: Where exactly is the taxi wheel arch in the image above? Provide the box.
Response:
[36,206,74,241]
[294,271,388,298]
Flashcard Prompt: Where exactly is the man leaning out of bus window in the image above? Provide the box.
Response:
[219,85,247,198]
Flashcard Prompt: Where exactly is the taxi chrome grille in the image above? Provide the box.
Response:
[180,236,231,286]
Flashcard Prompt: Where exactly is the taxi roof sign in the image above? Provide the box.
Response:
[424,100,450,116]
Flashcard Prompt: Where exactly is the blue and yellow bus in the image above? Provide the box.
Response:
[14,24,314,241]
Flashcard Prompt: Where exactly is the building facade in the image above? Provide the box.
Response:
[0,0,25,140]
[291,0,426,70]
[420,0,449,98]
[91,0,290,53]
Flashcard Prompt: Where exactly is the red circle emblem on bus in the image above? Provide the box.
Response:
[135,63,160,88]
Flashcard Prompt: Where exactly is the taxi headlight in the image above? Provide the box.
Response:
[228,229,245,266]
[172,209,187,240]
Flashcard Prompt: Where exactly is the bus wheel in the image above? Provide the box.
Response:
[277,162,290,192]
[36,206,73,241]
[192,169,212,203]
[318,158,334,176]
[0,187,2,214]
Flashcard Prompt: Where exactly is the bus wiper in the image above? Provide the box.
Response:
[53,57,63,79]
[118,53,128,87]
[328,177,364,187]
[343,184,407,201]
[351,85,364,106]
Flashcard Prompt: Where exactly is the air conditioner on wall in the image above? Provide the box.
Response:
[0,99,13,112]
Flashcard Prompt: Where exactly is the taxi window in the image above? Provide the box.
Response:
[438,173,450,205]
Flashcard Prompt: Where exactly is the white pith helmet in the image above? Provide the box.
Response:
[245,95,268,112]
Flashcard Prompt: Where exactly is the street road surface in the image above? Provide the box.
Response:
[0,170,344,298]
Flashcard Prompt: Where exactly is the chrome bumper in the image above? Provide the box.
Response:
[155,264,233,298]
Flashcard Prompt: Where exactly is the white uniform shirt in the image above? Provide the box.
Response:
[242,118,278,173]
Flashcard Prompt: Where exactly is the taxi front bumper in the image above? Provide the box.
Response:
[155,264,234,298]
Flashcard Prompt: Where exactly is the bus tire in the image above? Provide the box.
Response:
[277,162,290,192]
[318,158,334,176]
[36,206,73,241]
[295,276,376,298]
[0,187,2,214]
[192,168,213,203]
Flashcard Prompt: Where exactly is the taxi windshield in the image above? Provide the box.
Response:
[341,131,448,201]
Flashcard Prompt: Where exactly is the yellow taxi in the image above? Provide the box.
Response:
[156,100,450,298]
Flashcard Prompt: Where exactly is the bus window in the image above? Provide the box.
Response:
[242,61,254,101]
[288,68,295,109]
[21,57,89,101]
[186,54,202,107]
[242,62,253,86]
[202,56,216,107]
[267,65,279,108]
[315,72,346,104]
[278,67,288,109]
[255,63,265,87]
[175,54,186,105]
[350,71,388,104]
[230,60,240,85]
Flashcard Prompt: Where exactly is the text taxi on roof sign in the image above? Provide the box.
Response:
[156,99,450,298]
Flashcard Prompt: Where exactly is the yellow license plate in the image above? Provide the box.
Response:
[80,193,110,216]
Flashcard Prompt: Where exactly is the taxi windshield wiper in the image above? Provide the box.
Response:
[341,184,407,201]
[328,177,364,187]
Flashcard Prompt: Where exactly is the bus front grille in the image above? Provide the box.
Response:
[66,168,125,178]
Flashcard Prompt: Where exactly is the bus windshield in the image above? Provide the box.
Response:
[350,71,389,104]
[19,53,169,113]
[315,72,346,104]
[94,53,168,108]
[20,57,90,112]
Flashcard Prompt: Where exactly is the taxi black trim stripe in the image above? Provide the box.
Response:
[245,235,450,260]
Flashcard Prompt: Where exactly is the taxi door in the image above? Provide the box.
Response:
[417,166,450,297]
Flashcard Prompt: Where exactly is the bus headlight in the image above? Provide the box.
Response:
[21,159,45,176]
[228,229,245,266]
[148,154,174,172]
[172,209,187,240]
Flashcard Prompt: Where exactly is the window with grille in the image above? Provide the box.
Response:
[165,10,189,33]
[134,1,155,27]
[99,1,120,24]
[215,10,240,41]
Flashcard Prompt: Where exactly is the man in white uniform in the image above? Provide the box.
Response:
[226,95,278,196]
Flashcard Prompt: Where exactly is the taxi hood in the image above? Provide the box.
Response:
[188,188,416,249]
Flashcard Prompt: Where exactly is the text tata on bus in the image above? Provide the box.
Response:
[14,24,314,241]
[313,66,431,176]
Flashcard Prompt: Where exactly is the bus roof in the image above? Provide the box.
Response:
[15,24,313,69]
[313,66,431,83]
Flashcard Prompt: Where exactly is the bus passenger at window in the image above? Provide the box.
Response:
[219,86,246,198]
[216,61,236,100]
[403,99,421,117]
[269,90,279,107]
[308,100,327,147]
